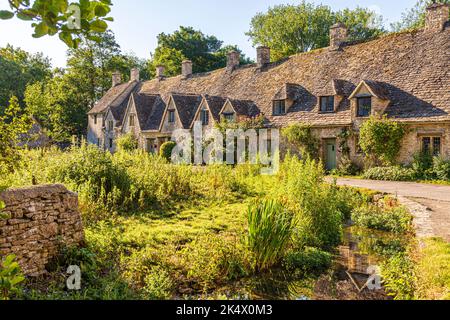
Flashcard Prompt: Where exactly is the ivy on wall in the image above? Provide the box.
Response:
[359,116,406,166]
[282,123,320,160]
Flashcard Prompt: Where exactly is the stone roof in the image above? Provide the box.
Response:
[204,95,227,122]
[227,99,261,118]
[88,81,139,115]
[131,93,166,131]
[93,27,450,128]
[171,94,203,129]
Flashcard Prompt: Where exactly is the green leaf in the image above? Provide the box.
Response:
[0,10,14,20]
[90,19,107,33]
[59,31,74,48]
[33,22,49,38]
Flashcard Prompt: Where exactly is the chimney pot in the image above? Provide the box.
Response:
[112,72,122,87]
[330,23,348,50]
[156,65,165,79]
[226,51,240,71]
[182,60,193,78]
[425,3,450,32]
[130,68,140,82]
[257,46,270,68]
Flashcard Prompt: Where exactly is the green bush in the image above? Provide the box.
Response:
[381,253,416,300]
[283,247,332,275]
[412,152,434,180]
[159,141,177,162]
[0,254,25,300]
[247,199,295,271]
[352,204,413,234]
[142,266,174,300]
[116,133,138,152]
[282,123,320,159]
[433,157,450,181]
[363,166,416,181]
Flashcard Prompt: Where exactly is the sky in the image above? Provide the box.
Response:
[0,0,417,68]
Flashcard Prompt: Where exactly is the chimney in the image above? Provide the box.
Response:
[112,71,122,87]
[182,60,193,78]
[226,51,240,71]
[156,65,165,79]
[257,46,270,68]
[130,68,140,82]
[425,3,450,32]
[330,23,348,50]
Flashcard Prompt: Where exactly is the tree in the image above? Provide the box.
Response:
[0,0,113,48]
[0,96,32,172]
[247,1,385,61]
[391,0,450,32]
[149,26,252,77]
[0,45,52,109]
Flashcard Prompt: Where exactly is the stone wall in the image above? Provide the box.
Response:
[0,185,84,276]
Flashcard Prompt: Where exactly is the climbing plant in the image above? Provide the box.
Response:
[359,116,406,166]
[282,123,320,160]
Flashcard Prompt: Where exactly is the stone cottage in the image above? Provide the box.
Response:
[87,3,450,170]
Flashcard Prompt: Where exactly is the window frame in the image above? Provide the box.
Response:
[107,120,114,132]
[200,109,209,126]
[272,100,286,116]
[356,97,372,117]
[168,110,176,123]
[129,114,136,127]
[421,136,442,156]
[320,96,335,113]
[94,114,98,125]
[222,112,235,122]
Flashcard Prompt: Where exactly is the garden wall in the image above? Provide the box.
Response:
[0,184,84,276]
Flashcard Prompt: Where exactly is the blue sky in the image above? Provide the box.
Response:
[0,0,417,68]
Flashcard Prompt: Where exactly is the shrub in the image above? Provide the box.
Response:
[432,157,450,181]
[381,253,416,300]
[283,247,332,275]
[0,255,25,300]
[116,133,138,152]
[359,116,406,166]
[247,199,295,271]
[142,266,174,300]
[352,204,413,234]
[412,152,434,180]
[334,156,361,176]
[159,141,177,162]
[282,123,320,159]
[363,166,416,181]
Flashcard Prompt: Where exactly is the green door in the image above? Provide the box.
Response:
[326,140,337,171]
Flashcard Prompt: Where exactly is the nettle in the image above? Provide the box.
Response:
[359,116,406,166]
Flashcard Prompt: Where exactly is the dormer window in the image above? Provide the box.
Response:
[129,114,136,127]
[223,112,235,122]
[273,100,286,116]
[107,120,114,132]
[320,96,335,113]
[94,114,98,125]
[200,109,209,125]
[357,97,372,117]
[168,110,175,123]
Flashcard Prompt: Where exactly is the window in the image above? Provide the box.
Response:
[97,138,101,147]
[129,114,136,127]
[168,110,175,123]
[107,120,114,132]
[223,113,235,122]
[94,114,98,125]
[200,109,209,125]
[273,100,286,115]
[320,96,335,113]
[422,136,441,156]
[357,97,372,117]
[146,138,157,153]
[109,138,113,149]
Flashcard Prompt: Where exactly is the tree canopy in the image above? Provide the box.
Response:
[149,26,253,77]
[247,1,385,61]
[0,0,113,48]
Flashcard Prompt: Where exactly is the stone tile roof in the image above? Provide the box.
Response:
[171,94,203,129]
[93,27,449,129]
[204,95,227,122]
[228,99,261,117]
[132,93,166,131]
[88,81,139,115]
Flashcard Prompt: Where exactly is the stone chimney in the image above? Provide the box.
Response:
[182,60,193,78]
[112,71,122,87]
[425,3,450,32]
[257,46,270,68]
[130,68,140,82]
[330,23,348,50]
[226,51,240,71]
[156,65,165,79]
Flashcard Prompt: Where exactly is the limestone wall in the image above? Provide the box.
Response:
[0,185,84,276]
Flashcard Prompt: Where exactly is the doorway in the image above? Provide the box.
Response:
[325,139,337,171]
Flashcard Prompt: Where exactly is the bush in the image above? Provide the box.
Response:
[142,266,174,300]
[381,253,416,300]
[159,141,177,162]
[282,124,320,159]
[363,166,416,181]
[283,247,332,275]
[412,152,434,180]
[116,133,138,152]
[352,204,413,234]
[247,199,295,271]
[0,255,25,300]
[432,157,450,181]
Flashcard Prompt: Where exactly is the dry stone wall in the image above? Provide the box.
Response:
[0,184,84,276]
